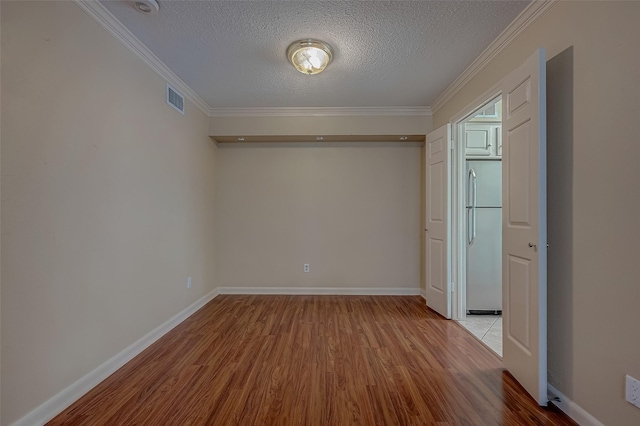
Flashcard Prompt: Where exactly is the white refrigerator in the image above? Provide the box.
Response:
[466,160,502,313]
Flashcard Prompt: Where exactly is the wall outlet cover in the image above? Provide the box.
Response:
[626,375,640,408]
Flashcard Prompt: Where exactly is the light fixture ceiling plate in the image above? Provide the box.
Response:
[133,0,159,14]
[286,39,333,75]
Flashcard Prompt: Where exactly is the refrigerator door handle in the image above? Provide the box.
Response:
[468,168,477,245]
[467,207,472,244]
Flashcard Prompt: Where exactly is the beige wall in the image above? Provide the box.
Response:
[1,2,217,424]
[434,2,640,425]
[215,142,422,290]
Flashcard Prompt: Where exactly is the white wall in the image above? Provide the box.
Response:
[215,142,422,291]
[433,2,640,425]
[1,2,217,424]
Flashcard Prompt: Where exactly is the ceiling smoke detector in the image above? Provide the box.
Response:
[133,0,159,14]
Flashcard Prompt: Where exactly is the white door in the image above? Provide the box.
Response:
[501,49,547,405]
[425,124,451,318]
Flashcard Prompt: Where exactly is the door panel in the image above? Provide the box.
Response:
[507,254,531,351]
[507,121,532,224]
[501,49,547,405]
[428,239,444,292]
[429,162,444,221]
[425,124,451,318]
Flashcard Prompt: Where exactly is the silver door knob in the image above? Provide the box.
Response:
[529,242,537,250]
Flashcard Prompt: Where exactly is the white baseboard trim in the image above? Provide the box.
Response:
[12,289,219,426]
[420,288,427,300]
[217,286,421,296]
[548,384,605,426]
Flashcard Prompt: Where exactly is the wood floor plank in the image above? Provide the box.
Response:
[48,295,576,425]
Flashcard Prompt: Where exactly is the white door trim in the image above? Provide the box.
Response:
[449,86,502,321]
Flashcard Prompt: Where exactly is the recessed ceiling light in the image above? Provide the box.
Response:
[287,39,333,75]
[133,0,159,14]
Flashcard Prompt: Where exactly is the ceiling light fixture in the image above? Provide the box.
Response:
[287,39,333,75]
[133,0,159,14]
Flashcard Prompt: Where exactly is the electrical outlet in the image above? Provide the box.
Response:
[626,375,640,408]
[303,264,310,273]
[187,276,192,289]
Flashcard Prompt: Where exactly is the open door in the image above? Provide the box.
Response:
[425,124,451,318]
[501,49,547,405]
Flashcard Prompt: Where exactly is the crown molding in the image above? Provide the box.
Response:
[72,1,432,119]
[209,106,432,117]
[76,0,556,119]
[431,0,558,114]
[73,1,431,119]
[73,0,211,115]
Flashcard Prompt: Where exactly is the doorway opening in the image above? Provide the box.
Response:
[453,95,503,356]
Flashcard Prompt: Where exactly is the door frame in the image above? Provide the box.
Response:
[449,84,502,321]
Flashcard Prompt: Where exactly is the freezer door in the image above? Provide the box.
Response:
[466,160,502,207]
[467,207,502,311]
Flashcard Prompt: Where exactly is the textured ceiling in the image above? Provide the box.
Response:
[101,0,530,109]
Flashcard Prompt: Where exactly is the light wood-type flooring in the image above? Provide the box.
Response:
[49,295,575,425]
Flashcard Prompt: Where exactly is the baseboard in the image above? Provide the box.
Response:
[216,286,421,296]
[420,288,427,300]
[548,384,605,426]
[12,289,219,426]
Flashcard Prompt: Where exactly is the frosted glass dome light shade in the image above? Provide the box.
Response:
[287,40,333,75]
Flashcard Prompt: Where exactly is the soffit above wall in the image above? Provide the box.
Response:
[208,114,433,139]
[212,135,426,144]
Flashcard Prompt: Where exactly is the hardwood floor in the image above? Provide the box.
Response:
[49,295,575,425]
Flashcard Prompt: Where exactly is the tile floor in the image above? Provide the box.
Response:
[458,314,502,356]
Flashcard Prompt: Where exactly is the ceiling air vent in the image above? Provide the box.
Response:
[166,83,185,115]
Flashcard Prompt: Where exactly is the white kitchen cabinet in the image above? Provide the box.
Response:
[465,123,501,158]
